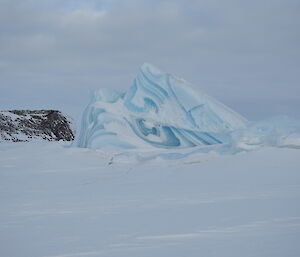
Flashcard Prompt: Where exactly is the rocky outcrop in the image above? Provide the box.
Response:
[0,110,74,142]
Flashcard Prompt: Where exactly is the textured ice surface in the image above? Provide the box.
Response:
[230,116,300,150]
[76,63,247,149]
[76,64,300,152]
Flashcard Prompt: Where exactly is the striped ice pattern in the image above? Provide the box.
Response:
[76,63,247,149]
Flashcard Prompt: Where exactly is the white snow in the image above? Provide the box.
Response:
[1,142,300,257]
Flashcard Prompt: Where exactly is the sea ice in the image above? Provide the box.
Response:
[230,116,300,150]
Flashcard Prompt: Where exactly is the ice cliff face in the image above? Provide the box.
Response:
[76,63,247,149]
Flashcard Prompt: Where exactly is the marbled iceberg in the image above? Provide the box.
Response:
[76,63,247,149]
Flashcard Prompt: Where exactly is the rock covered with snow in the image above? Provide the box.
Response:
[0,110,74,142]
[76,63,247,149]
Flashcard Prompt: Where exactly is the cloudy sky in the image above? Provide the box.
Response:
[1,0,299,120]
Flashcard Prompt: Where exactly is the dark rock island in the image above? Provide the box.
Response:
[0,110,74,142]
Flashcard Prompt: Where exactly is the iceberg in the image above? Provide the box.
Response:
[76,63,247,150]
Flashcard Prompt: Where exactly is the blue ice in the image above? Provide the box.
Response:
[76,63,249,149]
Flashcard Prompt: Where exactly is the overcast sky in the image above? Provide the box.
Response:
[1,0,299,120]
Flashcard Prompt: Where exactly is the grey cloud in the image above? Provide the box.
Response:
[0,0,299,120]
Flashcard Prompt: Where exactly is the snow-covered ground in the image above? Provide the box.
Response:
[1,142,300,257]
